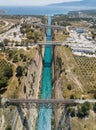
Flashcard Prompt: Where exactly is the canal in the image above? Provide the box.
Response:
[37,16,52,130]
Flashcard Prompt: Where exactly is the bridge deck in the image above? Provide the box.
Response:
[33,23,65,29]
[37,41,66,46]
[9,99,75,104]
[8,99,96,104]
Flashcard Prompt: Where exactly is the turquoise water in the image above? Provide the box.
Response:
[37,16,52,130]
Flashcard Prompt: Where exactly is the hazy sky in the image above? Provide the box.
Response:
[0,0,81,6]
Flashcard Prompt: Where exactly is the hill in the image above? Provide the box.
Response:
[49,0,96,7]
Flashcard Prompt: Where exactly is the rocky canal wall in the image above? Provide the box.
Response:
[15,49,43,130]
[52,47,65,130]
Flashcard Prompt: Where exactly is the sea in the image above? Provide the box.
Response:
[0,6,96,15]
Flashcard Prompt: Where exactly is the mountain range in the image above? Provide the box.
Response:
[49,0,96,7]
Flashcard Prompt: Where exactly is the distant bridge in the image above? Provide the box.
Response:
[33,23,66,30]
[37,41,67,46]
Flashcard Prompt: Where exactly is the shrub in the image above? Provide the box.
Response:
[67,84,72,90]
[4,66,13,79]
[93,103,96,113]
[0,76,8,88]
[93,93,96,99]
[70,94,76,99]
[20,53,24,59]
[13,55,18,63]
[5,125,12,130]
[16,66,23,77]
[8,50,13,59]
[67,106,75,117]
[77,102,90,118]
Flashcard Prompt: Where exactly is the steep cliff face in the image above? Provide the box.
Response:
[22,50,43,99]
[52,46,65,130]
[53,77,64,130]
[14,50,43,130]
[52,47,70,130]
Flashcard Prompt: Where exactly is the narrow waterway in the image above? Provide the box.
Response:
[37,16,52,130]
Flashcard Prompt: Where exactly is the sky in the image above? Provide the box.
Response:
[0,0,81,6]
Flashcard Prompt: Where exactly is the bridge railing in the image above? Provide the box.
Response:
[1,98,96,109]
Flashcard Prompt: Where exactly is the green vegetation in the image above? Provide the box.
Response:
[91,31,96,40]
[13,55,18,63]
[0,76,8,88]
[93,103,96,113]
[0,20,5,27]
[56,56,64,75]
[16,66,23,77]
[52,15,71,26]
[0,45,37,97]
[3,39,10,46]
[70,94,76,99]
[67,106,75,117]
[5,125,12,130]
[53,29,69,41]
[67,84,72,90]
[55,46,82,99]
[77,102,90,118]
[20,22,43,43]
[4,66,13,79]
[0,59,13,90]
[67,102,91,118]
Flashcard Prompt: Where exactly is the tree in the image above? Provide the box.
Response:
[16,66,23,77]
[8,50,13,59]
[26,31,33,39]
[0,76,8,88]
[77,102,90,118]
[5,125,12,130]
[70,94,76,99]
[93,103,96,113]
[71,108,75,117]
[20,53,24,59]
[13,55,18,63]
[3,39,9,46]
[77,108,85,118]
[13,32,17,37]
[0,42,4,47]
[23,55,27,62]
[93,93,96,99]
[20,28,26,35]
[67,106,75,117]
[67,84,72,90]
[4,66,13,79]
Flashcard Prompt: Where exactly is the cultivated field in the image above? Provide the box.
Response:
[74,55,96,95]
[55,46,96,99]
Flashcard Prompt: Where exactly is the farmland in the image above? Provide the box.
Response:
[74,55,96,98]
[55,46,96,99]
